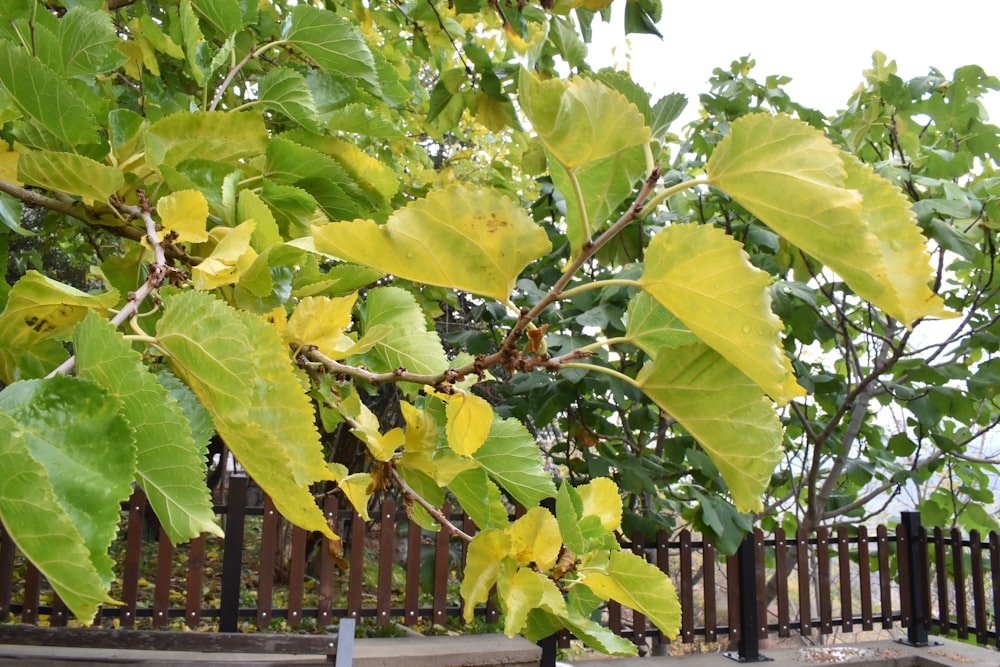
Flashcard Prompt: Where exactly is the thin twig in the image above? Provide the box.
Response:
[392,467,472,542]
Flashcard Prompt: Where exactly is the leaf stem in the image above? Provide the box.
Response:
[636,177,711,220]
[208,44,260,112]
[557,279,641,302]
[568,169,590,242]
[560,362,641,389]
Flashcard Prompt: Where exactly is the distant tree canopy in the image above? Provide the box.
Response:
[0,0,997,654]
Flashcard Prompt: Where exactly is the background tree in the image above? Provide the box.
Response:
[0,0,988,655]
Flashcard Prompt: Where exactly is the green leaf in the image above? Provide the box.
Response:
[74,311,221,544]
[0,376,136,587]
[57,7,125,77]
[706,113,951,327]
[0,411,114,624]
[17,150,123,202]
[555,482,585,554]
[0,271,118,384]
[450,468,508,530]
[623,1,662,37]
[0,41,98,146]
[356,286,448,375]
[155,290,256,418]
[473,416,558,507]
[191,0,245,35]
[625,290,701,352]
[460,529,510,622]
[638,223,804,404]
[579,550,680,639]
[179,0,207,85]
[561,608,638,655]
[649,93,687,143]
[145,111,268,172]
[636,343,783,513]
[312,184,551,302]
[281,6,378,87]
[257,66,321,132]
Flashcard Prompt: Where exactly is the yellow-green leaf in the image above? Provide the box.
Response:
[145,111,268,172]
[579,550,681,639]
[312,185,551,302]
[499,564,567,637]
[638,224,804,404]
[191,221,257,290]
[636,344,783,513]
[356,286,448,376]
[518,68,649,170]
[507,506,561,571]
[340,392,405,462]
[329,465,373,522]
[576,478,622,532]
[157,189,209,243]
[460,529,511,622]
[0,272,118,383]
[706,113,951,328]
[17,151,123,203]
[284,294,357,356]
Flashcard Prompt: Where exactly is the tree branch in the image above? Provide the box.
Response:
[392,467,472,542]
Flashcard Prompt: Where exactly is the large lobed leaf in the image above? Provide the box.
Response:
[638,224,804,404]
[18,150,123,202]
[0,412,115,624]
[0,271,118,384]
[74,311,221,544]
[706,113,951,327]
[0,41,98,146]
[155,291,335,538]
[0,376,136,599]
[579,550,681,639]
[145,111,268,172]
[473,416,558,507]
[280,5,378,87]
[312,185,551,302]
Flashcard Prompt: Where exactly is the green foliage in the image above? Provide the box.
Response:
[0,0,995,654]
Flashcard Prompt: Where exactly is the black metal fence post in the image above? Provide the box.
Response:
[219,474,249,633]
[899,511,930,646]
[724,532,771,662]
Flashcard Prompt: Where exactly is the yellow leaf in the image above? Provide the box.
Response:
[401,401,439,453]
[191,221,257,290]
[341,392,404,461]
[284,294,358,355]
[311,184,551,302]
[507,506,560,571]
[0,144,19,184]
[434,389,493,456]
[576,478,622,532]
[460,529,511,622]
[638,224,804,404]
[338,472,374,522]
[158,190,209,243]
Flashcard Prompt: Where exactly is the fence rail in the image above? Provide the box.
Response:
[1,477,998,656]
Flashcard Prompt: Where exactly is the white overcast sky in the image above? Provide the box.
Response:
[587,0,1000,123]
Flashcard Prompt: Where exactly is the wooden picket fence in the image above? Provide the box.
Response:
[1,477,998,656]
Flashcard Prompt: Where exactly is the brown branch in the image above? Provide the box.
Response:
[391,467,472,542]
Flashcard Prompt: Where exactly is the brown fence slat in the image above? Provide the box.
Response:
[857,525,873,631]
[726,545,738,644]
[22,562,39,625]
[376,498,396,626]
[951,526,968,639]
[920,526,931,633]
[679,529,694,643]
[318,496,338,627]
[153,527,173,628]
[185,535,206,628]
[405,514,422,626]
[347,510,365,620]
[655,529,671,650]
[49,593,67,627]
[877,525,892,628]
[608,599,622,636]
[774,528,789,637]
[754,529,767,640]
[836,525,853,632]
[287,526,307,626]
[121,487,146,629]
[816,526,832,634]
[969,531,987,644]
[432,502,450,627]
[990,532,1000,650]
[256,495,279,629]
[932,527,947,634]
[0,526,16,622]
[630,532,646,647]
[796,527,811,637]
[703,537,717,643]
